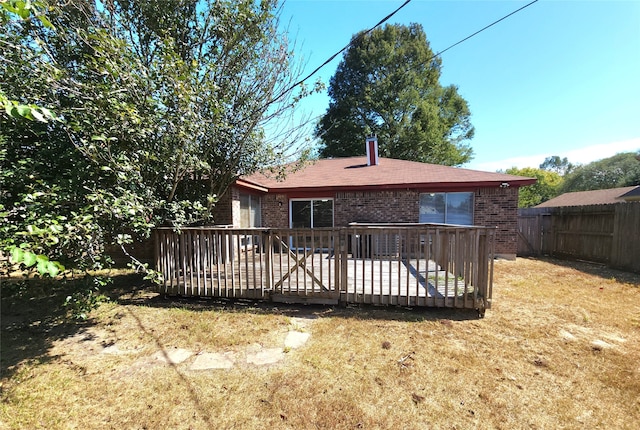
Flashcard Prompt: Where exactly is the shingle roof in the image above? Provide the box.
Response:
[237,157,536,193]
[535,186,640,208]
[619,186,640,200]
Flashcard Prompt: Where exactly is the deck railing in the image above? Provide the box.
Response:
[154,224,495,315]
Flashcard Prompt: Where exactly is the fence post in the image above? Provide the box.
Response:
[154,229,165,293]
[611,205,621,267]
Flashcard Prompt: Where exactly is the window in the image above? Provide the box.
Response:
[239,193,261,228]
[419,192,474,225]
[290,199,333,228]
[289,199,333,250]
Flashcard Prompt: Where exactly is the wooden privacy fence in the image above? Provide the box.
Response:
[518,202,640,273]
[154,225,495,316]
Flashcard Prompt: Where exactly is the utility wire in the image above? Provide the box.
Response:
[431,0,539,59]
[281,0,539,99]
[277,0,413,99]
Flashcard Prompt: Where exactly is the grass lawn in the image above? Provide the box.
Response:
[1,257,639,429]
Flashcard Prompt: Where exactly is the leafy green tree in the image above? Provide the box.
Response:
[315,23,474,166]
[1,0,58,124]
[539,155,573,176]
[505,167,562,208]
[1,0,314,276]
[560,152,640,193]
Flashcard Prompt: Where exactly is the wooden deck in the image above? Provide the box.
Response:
[167,255,478,305]
[155,226,494,315]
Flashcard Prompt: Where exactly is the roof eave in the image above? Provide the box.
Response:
[249,179,537,194]
[234,179,269,193]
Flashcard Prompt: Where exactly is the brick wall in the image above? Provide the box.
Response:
[473,187,519,258]
[105,237,155,267]
[261,193,289,228]
[230,187,241,227]
[211,188,234,225]
[334,191,419,225]
[333,188,518,258]
[211,187,240,226]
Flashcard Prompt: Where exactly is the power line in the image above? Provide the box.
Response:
[278,0,413,99]
[282,0,539,98]
[431,0,539,60]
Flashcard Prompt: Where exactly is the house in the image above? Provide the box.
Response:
[620,186,640,202]
[534,185,640,208]
[212,137,537,259]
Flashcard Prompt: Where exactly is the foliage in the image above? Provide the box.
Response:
[559,152,640,193]
[0,0,54,27]
[505,167,563,208]
[539,155,574,176]
[9,247,65,277]
[315,23,474,166]
[63,276,110,320]
[0,0,314,278]
[1,93,59,122]
[0,0,58,122]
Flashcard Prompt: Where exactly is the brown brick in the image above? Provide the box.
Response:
[214,185,520,257]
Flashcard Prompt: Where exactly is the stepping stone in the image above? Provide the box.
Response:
[591,339,613,350]
[290,316,316,329]
[191,352,235,370]
[152,348,193,364]
[246,348,284,366]
[559,329,576,341]
[246,343,263,353]
[284,331,310,349]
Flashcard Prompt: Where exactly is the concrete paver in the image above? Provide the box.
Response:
[152,348,193,364]
[144,314,316,370]
[246,348,285,366]
[191,352,235,370]
[285,331,311,349]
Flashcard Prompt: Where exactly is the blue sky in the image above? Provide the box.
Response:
[279,0,640,171]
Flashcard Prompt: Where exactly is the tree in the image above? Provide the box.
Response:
[539,155,573,176]
[1,0,314,275]
[560,152,640,193]
[315,23,474,166]
[505,167,562,208]
[1,0,58,124]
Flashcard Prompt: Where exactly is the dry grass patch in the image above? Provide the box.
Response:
[2,257,639,429]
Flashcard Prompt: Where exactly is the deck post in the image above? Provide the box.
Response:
[264,230,272,292]
[475,228,495,315]
[338,229,348,305]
